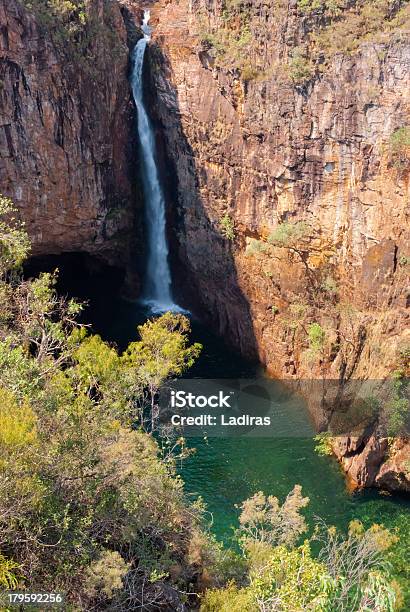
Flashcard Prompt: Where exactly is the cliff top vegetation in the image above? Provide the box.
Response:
[21,0,126,75]
[195,0,410,83]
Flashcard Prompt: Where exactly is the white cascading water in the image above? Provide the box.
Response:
[131,10,179,313]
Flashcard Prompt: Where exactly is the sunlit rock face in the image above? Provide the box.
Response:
[147,0,410,489]
[0,0,142,280]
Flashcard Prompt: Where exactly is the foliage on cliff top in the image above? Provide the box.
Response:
[21,0,126,76]
[196,0,410,84]
[305,0,410,59]
[296,0,410,75]
[22,0,88,33]
[196,0,262,80]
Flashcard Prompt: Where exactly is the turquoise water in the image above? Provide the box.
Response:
[93,298,409,542]
[181,436,408,542]
[180,319,410,542]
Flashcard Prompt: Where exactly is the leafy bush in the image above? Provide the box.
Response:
[297,0,348,15]
[388,126,410,171]
[287,47,314,84]
[85,551,130,600]
[240,63,262,82]
[0,552,19,589]
[23,0,88,33]
[385,351,409,436]
[245,238,267,256]
[201,486,399,611]
[308,322,326,352]
[22,0,125,77]
[220,213,235,241]
[0,195,30,276]
[268,220,310,247]
[321,274,338,295]
[382,347,409,435]
[314,432,334,455]
[237,486,309,548]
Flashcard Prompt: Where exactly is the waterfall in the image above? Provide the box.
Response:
[131,10,179,313]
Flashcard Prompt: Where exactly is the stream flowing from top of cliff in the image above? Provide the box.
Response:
[131,10,179,313]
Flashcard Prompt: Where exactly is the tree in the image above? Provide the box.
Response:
[0,196,205,609]
[122,312,202,430]
[201,487,399,612]
[314,520,398,611]
[0,195,30,277]
[237,485,309,548]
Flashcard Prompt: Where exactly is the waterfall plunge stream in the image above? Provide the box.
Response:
[131,10,180,313]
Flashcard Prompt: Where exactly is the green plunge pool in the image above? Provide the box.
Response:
[91,297,409,542]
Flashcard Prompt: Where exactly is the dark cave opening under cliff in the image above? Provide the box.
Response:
[23,252,126,335]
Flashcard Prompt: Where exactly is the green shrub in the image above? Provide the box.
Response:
[287,47,314,84]
[245,238,267,256]
[308,322,326,352]
[321,275,338,295]
[240,63,261,82]
[0,195,31,276]
[297,0,348,15]
[268,220,310,247]
[23,0,87,30]
[384,348,409,435]
[0,553,20,588]
[220,213,235,241]
[298,0,323,12]
[314,432,333,456]
[388,126,410,171]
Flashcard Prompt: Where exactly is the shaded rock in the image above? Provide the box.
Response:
[0,0,142,286]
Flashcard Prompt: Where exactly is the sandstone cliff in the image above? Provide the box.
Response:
[0,0,141,281]
[1,0,408,491]
[147,0,410,490]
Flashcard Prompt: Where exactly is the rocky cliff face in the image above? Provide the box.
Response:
[0,0,141,281]
[148,0,410,490]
